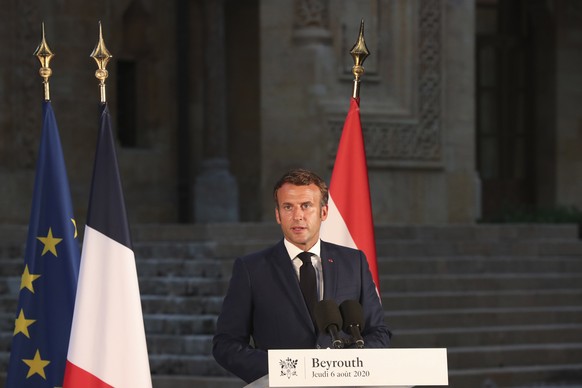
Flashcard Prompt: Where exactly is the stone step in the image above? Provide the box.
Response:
[448,342,582,371]
[211,241,278,259]
[0,312,218,336]
[0,225,28,243]
[132,223,281,243]
[0,259,24,276]
[385,305,582,329]
[2,351,581,388]
[0,352,233,387]
[130,224,210,242]
[0,278,19,298]
[0,295,223,318]
[0,276,229,300]
[0,333,11,352]
[5,270,582,300]
[0,296,17,315]
[381,289,582,310]
[1,222,582,388]
[376,240,582,257]
[142,310,582,350]
[136,258,226,279]
[448,362,582,387]
[149,354,227,377]
[373,224,579,242]
[3,360,580,388]
[147,334,212,355]
[143,314,217,336]
[0,331,208,360]
[6,286,580,317]
[13,287,578,319]
[0,257,231,278]
[392,323,582,348]
[377,256,582,274]
[141,295,224,315]
[5,310,581,353]
[380,272,582,292]
[151,375,241,388]
[0,313,16,332]
[138,277,228,297]
[0,246,25,261]
[0,357,7,385]
[133,242,215,260]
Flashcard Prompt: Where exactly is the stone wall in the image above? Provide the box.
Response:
[555,1,582,209]
[0,1,179,224]
[260,0,479,223]
[8,0,566,225]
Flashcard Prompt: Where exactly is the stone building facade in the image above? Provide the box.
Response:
[0,0,581,226]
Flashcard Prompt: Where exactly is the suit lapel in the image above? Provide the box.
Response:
[269,240,314,330]
[320,241,338,300]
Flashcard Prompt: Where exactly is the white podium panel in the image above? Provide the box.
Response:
[263,348,448,387]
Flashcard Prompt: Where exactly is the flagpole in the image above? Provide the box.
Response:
[34,23,54,101]
[90,21,112,104]
[7,23,82,388]
[321,19,381,293]
[350,19,370,99]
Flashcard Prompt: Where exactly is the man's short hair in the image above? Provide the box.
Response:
[273,168,329,208]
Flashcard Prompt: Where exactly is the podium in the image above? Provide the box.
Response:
[244,348,448,387]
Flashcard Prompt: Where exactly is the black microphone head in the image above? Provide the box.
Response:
[339,300,365,332]
[314,300,343,333]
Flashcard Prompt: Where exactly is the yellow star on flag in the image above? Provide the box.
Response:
[22,349,50,379]
[14,309,36,338]
[20,265,41,293]
[37,228,62,257]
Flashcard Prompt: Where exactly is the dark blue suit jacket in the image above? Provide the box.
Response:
[212,239,391,383]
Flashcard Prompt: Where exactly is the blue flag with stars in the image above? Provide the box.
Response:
[6,101,81,387]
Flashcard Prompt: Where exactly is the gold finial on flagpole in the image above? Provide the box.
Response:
[90,21,112,103]
[34,23,55,101]
[350,19,370,99]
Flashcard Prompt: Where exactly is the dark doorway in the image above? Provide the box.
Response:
[476,0,537,219]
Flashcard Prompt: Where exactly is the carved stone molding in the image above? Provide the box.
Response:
[293,0,329,29]
[329,0,442,167]
[292,0,332,45]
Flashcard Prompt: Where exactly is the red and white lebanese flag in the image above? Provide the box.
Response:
[63,104,152,388]
[321,97,380,292]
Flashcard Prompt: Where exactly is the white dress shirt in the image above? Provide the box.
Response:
[283,239,324,301]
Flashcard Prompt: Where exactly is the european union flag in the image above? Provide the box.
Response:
[6,101,81,387]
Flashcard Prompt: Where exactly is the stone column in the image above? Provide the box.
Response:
[194,0,239,222]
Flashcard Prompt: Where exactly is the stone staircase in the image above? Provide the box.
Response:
[1,223,582,387]
[377,224,582,387]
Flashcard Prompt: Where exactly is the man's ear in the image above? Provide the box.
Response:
[275,207,282,225]
[320,204,328,221]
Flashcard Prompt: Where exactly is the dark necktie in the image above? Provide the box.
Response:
[298,251,317,319]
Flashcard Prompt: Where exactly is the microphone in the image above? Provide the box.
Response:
[339,300,365,348]
[314,300,344,349]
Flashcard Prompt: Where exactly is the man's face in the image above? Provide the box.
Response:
[275,183,328,250]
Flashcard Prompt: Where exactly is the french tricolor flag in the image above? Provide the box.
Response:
[63,104,152,387]
[321,97,380,293]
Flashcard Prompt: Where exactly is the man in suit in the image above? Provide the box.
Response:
[212,168,391,384]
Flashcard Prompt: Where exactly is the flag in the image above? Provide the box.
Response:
[63,103,152,387]
[6,101,81,387]
[320,97,380,292]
